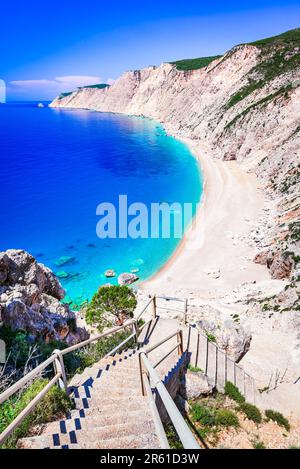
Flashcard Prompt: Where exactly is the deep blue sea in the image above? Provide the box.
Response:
[0,102,202,307]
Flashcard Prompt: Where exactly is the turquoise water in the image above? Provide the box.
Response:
[0,102,202,307]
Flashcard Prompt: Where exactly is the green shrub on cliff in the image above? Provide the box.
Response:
[85,285,137,331]
[239,402,262,424]
[0,379,72,449]
[265,409,290,431]
[170,55,221,71]
[224,381,245,404]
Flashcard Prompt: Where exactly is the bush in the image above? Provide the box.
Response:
[0,379,72,449]
[215,409,239,427]
[188,364,203,373]
[253,440,266,449]
[86,285,137,331]
[191,403,216,427]
[265,409,290,431]
[224,381,245,404]
[239,402,262,424]
[165,424,183,449]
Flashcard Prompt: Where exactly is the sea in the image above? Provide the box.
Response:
[0,102,202,308]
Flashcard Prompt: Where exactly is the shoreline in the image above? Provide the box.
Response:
[142,135,271,298]
[50,104,271,299]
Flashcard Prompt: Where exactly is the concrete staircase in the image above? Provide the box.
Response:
[16,314,255,449]
[18,347,161,449]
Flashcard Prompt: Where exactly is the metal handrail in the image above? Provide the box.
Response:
[135,296,154,322]
[142,373,170,449]
[146,330,180,354]
[140,353,200,449]
[0,299,155,447]
[60,319,135,355]
[152,343,180,370]
[0,354,57,405]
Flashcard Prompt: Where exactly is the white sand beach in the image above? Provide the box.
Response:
[143,137,270,298]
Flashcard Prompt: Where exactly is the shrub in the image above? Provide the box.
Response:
[206,333,216,343]
[253,440,266,449]
[86,285,137,331]
[265,409,290,431]
[239,402,262,424]
[188,364,203,373]
[165,424,183,449]
[215,409,239,427]
[224,381,245,404]
[0,379,72,449]
[191,403,216,427]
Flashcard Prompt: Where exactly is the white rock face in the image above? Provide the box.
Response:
[51,42,300,279]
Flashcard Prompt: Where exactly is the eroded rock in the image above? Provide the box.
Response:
[181,370,214,400]
[0,249,88,345]
[118,272,139,286]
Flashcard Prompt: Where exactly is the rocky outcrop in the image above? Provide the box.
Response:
[254,250,294,279]
[181,370,215,400]
[0,250,89,344]
[51,29,300,281]
[118,272,139,286]
[188,304,252,362]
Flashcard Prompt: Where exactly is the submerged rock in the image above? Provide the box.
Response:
[118,272,139,286]
[54,256,75,267]
[56,271,69,279]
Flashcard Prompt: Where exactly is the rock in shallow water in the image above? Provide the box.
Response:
[118,272,139,286]
[105,269,116,278]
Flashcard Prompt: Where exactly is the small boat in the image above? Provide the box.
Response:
[37,103,44,108]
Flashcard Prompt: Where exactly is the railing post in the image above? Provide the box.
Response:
[52,350,67,392]
[205,335,209,375]
[183,299,187,325]
[177,330,183,356]
[132,321,138,344]
[195,332,200,368]
[139,352,149,396]
[152,295,157,319]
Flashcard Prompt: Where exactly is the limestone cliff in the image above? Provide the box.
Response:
[51,29,300,281]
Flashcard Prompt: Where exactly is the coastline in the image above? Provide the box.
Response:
[50,104,272,299]
[142,136,271,298]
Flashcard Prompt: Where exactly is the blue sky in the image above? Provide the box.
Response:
[1,0,299,100]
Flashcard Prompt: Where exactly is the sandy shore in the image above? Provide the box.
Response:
[142,137,270,298]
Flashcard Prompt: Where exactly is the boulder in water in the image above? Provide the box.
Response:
[105,269,116,278]
[118,272,139,286]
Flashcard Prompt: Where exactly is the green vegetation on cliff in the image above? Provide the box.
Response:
[0,379,72,449]
[78,83,110,90]
[225,28,300,110]
[249,27,300,48]
[58,91,73,100]
[170,55,221,71]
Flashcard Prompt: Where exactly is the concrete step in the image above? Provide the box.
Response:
[72,394,148,411]
[72,387,139,407]
[39,408,153,436]
[68,358,141,387]
[66,398,149,420]
[35,433,160,449]
[65,433,160,449]
[19,421,157,449]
